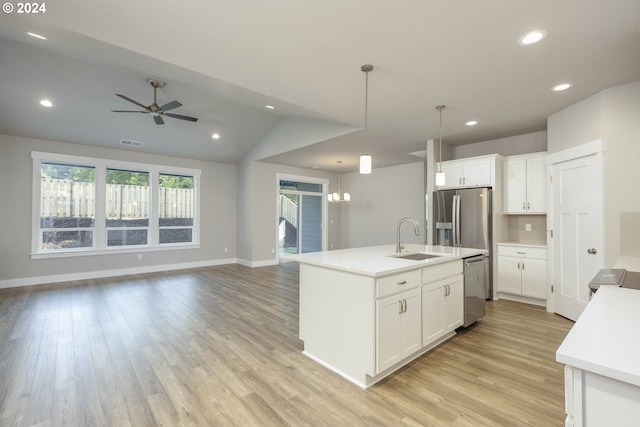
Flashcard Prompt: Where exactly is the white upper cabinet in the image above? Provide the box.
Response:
[436,155,497,188]
[503,153,546,214]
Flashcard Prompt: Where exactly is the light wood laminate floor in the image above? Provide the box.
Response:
[0,263,573,426]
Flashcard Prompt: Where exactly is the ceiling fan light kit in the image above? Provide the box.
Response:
[111,79,199,125]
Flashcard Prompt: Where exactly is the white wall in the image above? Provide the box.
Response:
[547,81,640,266]
[340,162,425,248]
[0,134,237,287]
[452,131,547,159]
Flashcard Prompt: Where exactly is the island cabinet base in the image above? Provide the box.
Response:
[303,332,455,389]
[563,366,640,427]
[298,259,464,389]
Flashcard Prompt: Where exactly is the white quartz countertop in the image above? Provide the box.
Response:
[556,286,640,387]
[283,244,486,277]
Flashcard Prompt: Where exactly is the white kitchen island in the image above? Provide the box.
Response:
[285,244,486,388]
[556,285,640,427]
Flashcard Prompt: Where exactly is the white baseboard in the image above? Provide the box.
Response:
[0,258,238,290]
[237,258,279,268]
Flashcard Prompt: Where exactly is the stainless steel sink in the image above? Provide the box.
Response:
[393,253,441,260]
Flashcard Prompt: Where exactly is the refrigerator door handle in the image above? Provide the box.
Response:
[451,195,457,247]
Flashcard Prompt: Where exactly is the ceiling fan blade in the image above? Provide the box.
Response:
[153,115,165,125]
[111,110,148,113]
[163,112,199,122]
[160,100,182,111]
[116,94,149,110]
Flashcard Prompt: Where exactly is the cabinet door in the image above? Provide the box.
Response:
[526,156,546,213]
[376,288,421,373]
[497,256,522,294]
[521,257,547,299]
[462,158,492,187]
[422,283,445,345]
[401,289,422,357]
[504,158,527,213]
[443,275,464,331]
[376,294,403,373]
[438,161,463,188]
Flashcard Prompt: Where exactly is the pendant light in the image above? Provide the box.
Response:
[328,160,351,203]
[359,64,373,174]
[435,105,446,186]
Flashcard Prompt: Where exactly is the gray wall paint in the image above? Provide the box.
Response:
[547,81,640,266]
[0,134,237,283]
[452,131,547,159]
[241,161,340,265]
[340,162,425,249]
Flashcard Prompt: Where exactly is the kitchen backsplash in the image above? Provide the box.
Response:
[621,213,640,256]
[506,215,547,245]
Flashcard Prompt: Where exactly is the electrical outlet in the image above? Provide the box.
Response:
[224,247,228,253]
[525,223,532,232]
[137,253,142,260]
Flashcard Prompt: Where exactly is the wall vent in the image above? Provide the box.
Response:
[120,139,144,147]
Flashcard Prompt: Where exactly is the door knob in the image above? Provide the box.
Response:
[587,248,597,254]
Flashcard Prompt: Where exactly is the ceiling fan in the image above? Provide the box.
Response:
[111,80,198,125]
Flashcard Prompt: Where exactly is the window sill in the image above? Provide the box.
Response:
[30,243,201,260]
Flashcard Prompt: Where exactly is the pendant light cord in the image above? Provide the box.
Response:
[436,105,446,172]
[364,68,369,155]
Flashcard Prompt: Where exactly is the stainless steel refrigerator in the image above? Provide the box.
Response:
[433,188,493,317]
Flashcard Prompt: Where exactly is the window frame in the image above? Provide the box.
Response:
[31,151,201,259]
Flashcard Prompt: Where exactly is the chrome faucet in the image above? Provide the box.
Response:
[396,217,420,253]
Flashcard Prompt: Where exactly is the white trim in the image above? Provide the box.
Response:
[30,243,200,259]
[0,258,236,289]
[275,173,329,262]
[546,139,604,165]
[237,258,279,268]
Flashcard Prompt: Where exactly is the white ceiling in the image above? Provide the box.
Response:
[0,1,639,172]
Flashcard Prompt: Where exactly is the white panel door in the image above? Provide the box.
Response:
[552,154,603,321]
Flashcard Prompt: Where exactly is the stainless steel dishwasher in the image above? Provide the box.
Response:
[463,255,487,327]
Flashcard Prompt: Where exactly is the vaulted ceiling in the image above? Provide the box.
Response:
[1,1,639,172]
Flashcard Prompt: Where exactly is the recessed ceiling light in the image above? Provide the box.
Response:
[27,32,47,40]
[265,105,275,110]
[39,99,53,107]
[553,83,572,92]
[518,30,547,46]
[211,133,220,139]
[466,120,478,126]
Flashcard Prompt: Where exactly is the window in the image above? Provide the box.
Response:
[39,162,96,250]
[277,177,326,256]
[106,168,150,247]
[159,173,194,244]
[32,152,200,258]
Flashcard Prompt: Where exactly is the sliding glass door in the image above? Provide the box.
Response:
[278,178,325,257]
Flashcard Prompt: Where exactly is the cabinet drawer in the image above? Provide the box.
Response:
[497,245,546,259]
[376,270,421,298]
[422,260,463,285]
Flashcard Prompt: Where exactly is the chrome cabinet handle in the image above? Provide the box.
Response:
[403,299,407,313]
[517,262,521,270]
[399,301,403,314]
[527,202,530,210]
[397,280,407,285]
[522,202,526,211]
[587,248,597,254]
[522,262,525,270]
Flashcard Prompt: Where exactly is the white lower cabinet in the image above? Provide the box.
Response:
[376,287,421,373]
[497,245,547,300]
[422,274,464,345]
